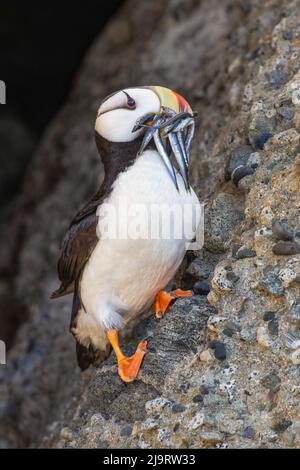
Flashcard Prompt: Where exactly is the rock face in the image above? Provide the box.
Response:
[0,0,300,449]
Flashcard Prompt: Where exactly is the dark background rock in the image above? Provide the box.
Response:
[0,0,123,217]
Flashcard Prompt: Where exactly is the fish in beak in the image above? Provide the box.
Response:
[133,86,196,191]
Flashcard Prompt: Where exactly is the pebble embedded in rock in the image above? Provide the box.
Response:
[192,394,204,403]
[145,397,172,415]
[224,144,253,181]
[231,165,255,185]
[277,106,294,120]
[261,371,281,391]
[226,271,239,283]
[60,427,75,442]
[209,340,227,360]
[242,426,256,439]
[282,30,293,40]
[240,327,256,342]
[249,114,274,150]
[265,128,300,149]
[223,328,234,337]
[236,247,257,259]
[257,326,272,348]
[248,151,262,168]
[272,219,294,241]
[287,305,300,324]
[223,321,241,337]
[263,311,276,321]
[268,318,279,336]
[268,66,289,90]
[260,269,285,295]
[292,88,300,105]
[263,176,270,185]
[207,290,219,306]
[211,266,234,295]
[232,244,242,258]
[199,385,210,395]
[121,426,133,437]
[199,349,214,362]
[193,281,211,295]
[291,348,300,365]
[283,330,300,350]
[199,431,224,444]
[189,412,205,430]
[254,132,273,149]
[272,241,300,255]
[272,419,292,433]
[172,404,185,414]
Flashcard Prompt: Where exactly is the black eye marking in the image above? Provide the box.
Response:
[123,91,136,109]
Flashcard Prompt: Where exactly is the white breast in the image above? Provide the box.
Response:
[79,149,200,337]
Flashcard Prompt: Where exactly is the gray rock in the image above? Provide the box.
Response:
[277,106,294,120]
[272,219,294,241]
[171,404,186,413]
[286,304,300,324]
[224,144,253,181]
[226,271,240,283]
[268,66,289,90]
[272,419,292,433]
[248,113,274,150]
[232,166,255,186]
[204,193,244,253]
[236,248,257,259]
[263,311,276,321]
[242,426,256,439]
[261,371,281,391]
[268,318,279,336]
[209,340,227,360]
[272,241,300,255]
[193,281,211,295]
[260,268,285,296]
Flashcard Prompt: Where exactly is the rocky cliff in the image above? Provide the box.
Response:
[0,0,300,448]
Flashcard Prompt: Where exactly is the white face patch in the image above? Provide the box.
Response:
[95,88,160,142]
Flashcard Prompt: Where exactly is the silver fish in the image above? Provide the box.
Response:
[168,132,189,190]
[160,112,193,135]
[185,120,195,162]
[137,115,165,156]
[154,129,178,190]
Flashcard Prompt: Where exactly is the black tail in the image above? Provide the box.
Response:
[76,341,111,371]
[50,282,74,299]
[71,278,111,371]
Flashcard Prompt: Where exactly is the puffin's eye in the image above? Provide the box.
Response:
[127,98,136,109]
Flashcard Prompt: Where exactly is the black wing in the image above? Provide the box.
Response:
[51,191,103,299]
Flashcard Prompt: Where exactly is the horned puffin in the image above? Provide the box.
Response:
[52,86,201,382]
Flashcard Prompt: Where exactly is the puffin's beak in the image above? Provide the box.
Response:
[141,86,195,191]
[150,85,192,115]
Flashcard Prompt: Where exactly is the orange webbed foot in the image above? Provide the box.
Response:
[106,330,148,383]
[154,289,193,319]
[118,339,148,383]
